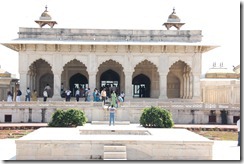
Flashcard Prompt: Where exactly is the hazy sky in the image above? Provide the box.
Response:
[0,0,240,78]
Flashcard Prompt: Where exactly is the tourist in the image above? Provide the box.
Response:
[96,91,101,102]
[44,84,51,97]
[111,90,117,107]
[7,91,13,102]
[93,88,98,102]
[75,88,80,102]
[108,105,116,126]
[31,89,37,101]
[86,88,91,102]
[25,87,31,101]
[16,89,22,102]
[43,88,48,102]
[101,88,107,105]
[80,87,84,98]
[65,89,72,101]
[237,119,240,146]
[120,91,125,102]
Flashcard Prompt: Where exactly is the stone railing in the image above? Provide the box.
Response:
[0,101,240,111]
[0,101,240,124]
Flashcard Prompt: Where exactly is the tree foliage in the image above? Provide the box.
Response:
[48,109,87,127]
[140,106,174,128]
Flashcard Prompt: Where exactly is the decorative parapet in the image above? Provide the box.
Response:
[17,28,202,43]
[0,101,240,111]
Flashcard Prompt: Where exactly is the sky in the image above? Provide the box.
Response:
[0,0,241,78]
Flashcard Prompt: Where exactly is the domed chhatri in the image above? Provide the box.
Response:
[35,6,57,28]
[163,8,185,30]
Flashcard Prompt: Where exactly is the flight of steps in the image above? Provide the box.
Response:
[91,121,130,125]
[103,145,127,160]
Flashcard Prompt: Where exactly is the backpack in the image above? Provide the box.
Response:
[19,90,22,96]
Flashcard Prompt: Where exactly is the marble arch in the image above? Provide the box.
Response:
[96,59,125,93]
[132,56,159,69]
[133,60,159,98]
[28,59,53,97]
[97,56,125,71]
[61,59,88,94]
[167,60,192,99]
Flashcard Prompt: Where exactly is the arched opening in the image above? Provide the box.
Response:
[132,60,159,98]
[69,73,88,97]
[29,59,53,98]
[167,60,192,99]
[100,69,120,97]
[132,74,151,98]
[167,72,180,98]
[61,59,88,97]
[39,73,53,97]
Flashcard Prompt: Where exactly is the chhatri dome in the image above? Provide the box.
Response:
[35,6,57,28]
[163,8,185,30]
[205,62,239,79]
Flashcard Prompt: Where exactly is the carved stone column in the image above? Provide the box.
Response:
[159,73,168,99]
[183,72,187,99]
[192,74,201,100]
[124,71,133,100]
[19,73,27,101]
[158,55,168,99]
[189,73,193,99]
[52,74,61,100]
[186,72,190,98]
[88,72,96,91]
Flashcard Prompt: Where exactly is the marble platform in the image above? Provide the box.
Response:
[15,124,214,160]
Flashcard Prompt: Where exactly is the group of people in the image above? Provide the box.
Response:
[101,88,125,107]
[7,88,38,102]
[6,84,51,102]
[62,86,125,105]
[7,83,126,106]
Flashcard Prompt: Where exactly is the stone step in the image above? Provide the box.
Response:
[103,145,127,160]
[103,152,127,160]
[104,159,127,160]
[104,145,126,152]
[91,121,130,125]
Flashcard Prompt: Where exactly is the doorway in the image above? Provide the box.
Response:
[69,73,88,97]
[132,74,151,97]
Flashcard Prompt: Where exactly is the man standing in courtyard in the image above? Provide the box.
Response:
[108,105,116,126]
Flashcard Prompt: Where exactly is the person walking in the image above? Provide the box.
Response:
[7,91,13,102]
[16,89,22,102]
[65,89,72,101]
[108,105,116,126]
[43,88,48,102]
[93,88,98,102]
[111,90,117,107]
[237,119,240,146]
[75,89,80,102]
[31,89,37,101]
[101,88,107,105]
[120,91,125,102]
[25,87,31,101]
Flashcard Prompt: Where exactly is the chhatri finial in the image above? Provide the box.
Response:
[35,5,57,28]
[163,7,185,30]
[172,7,176,14]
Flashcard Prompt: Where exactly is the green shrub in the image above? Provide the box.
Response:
[139,106,174,128]
[48,109,87,127]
